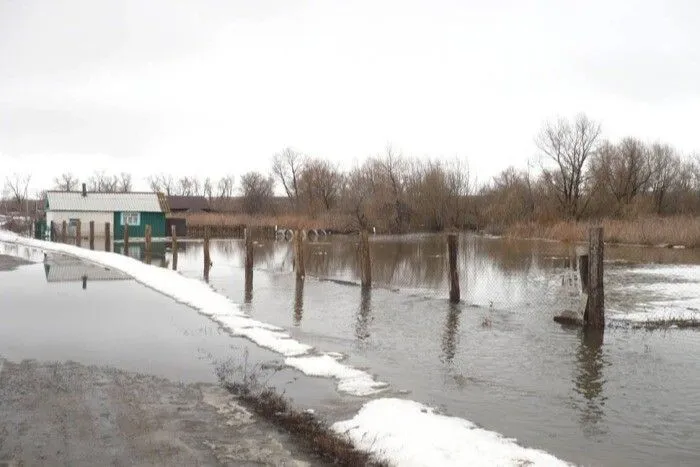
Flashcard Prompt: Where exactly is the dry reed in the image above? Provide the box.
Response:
[506,215,700,247]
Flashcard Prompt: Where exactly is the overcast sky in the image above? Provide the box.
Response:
[2,0,699,194]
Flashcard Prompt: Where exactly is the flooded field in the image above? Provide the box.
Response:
[165,233,700,466]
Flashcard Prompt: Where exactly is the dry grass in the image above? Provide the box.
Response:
[184,212,356,233]
[215,354,387,466]
[505,215,700,247]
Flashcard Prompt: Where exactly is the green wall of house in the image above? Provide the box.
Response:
[113,211,166,239]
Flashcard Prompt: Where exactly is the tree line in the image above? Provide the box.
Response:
[4,113,700,232]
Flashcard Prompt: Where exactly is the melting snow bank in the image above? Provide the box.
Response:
[609,265,700,327]
[332,399,570,467]
[0,231,386,396]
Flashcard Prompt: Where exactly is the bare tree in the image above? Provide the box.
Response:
[53,173,79,191]
[648,143,680,214]
[299,158,344,213]
[536,114,602,219]
[217,175,235,199]
[117,172,132,192]
[272,148,305,210]
[203,177,214,202]
[593,138,652,207]
[88,171,119,192]
[240,171,275,215]
[3,173,32,214]
[147,173,175,195]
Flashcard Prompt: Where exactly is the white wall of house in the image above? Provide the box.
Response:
[46,211,113,237]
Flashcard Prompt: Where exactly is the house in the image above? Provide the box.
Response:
[45,185,169,239]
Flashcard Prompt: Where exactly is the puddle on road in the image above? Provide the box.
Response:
[0,254,358,421]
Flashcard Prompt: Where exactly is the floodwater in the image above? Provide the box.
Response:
[0,252,348,418]
[166,234,700,467]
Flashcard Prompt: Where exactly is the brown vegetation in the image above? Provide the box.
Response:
[215,355,387,467]
[506,216,700,248]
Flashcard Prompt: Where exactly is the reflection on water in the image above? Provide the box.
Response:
[355,286,372,343]
[574,328,608,438]
[441,303,461,365]
[293,277,304,326]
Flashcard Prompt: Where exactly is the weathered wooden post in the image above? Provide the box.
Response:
[82,275,87,290]
[244,226,254,299]
[203,227,211,281]
[89,221,95,250]
[75,220,82,247]
[123,221,129,256]
[171,225,178,271]
[105,222,111,252]
[578,253,589,294]
[447,232,460,303]
[359,229,372,288]
[144,224,152,264]
[294,229,305,280]
[50,221,55,242]
[61,220,67,243]
[586,227,605,329]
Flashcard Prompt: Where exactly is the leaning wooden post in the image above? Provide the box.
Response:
[447,232,460,303]
[144,224,152,264]
[171,225,178,270]
[89,221,95,250]
[61,220,67,243]
[123,221,129,256]
[203,227,211,281]
[75,220,82,247]
[244,226,254,296]
[359,229,372,287]
[294,229,305,280]
[105,222,111,252]
[586,227,605,329]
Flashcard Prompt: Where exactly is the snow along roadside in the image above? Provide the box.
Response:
[1,231,572,466]
[331,398,571,467]
[0,231,387,396]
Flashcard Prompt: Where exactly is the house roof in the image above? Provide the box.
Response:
[166,195,210,212]
[46,191,167,213]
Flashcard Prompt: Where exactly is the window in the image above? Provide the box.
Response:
[121,212,140,226]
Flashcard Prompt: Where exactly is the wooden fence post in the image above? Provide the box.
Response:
[105,222,111,252]
[144,224,152,264]
[359,229,371,287]
[75,220,82,247]
[447,233,460,303]
[61,221,67,243]
[578,254,589,294]
[50,221,55,242]
[89,221,95,250]
[203,227,211,281]
[586,227,605,329]
[294,229,305,280]
[244,226,254,300]
[123,221,129,256]
[171,225,178,270]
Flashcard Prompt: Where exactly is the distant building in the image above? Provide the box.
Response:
[166,195,211,213]
[44,185,169,239]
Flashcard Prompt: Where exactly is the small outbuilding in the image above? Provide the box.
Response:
[45,187,169,239]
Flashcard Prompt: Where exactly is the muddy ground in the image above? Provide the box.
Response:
[0,358,324,466]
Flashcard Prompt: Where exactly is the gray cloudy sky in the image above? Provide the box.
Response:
[1,0,699,193]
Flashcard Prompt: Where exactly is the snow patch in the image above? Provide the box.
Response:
[285,354,388,396]
[332,398,570,467]
[0,230,386,395]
